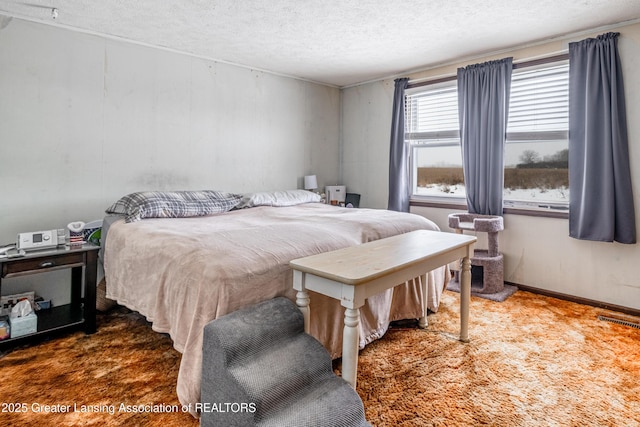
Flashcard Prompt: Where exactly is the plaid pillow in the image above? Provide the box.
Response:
[106,191,243,223]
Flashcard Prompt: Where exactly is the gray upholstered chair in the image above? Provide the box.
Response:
[201,297,371,427]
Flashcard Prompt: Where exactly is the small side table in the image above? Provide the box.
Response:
[0,244,99,348]
[290,230,476,389]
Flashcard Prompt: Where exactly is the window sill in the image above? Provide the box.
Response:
[410,197,569,219]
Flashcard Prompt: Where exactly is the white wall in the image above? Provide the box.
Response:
[341,81,395,208]
[342,22,640,310]
[0,18,340,303]
[0,17,340,240]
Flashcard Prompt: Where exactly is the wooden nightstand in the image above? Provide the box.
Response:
[0,244,99,348]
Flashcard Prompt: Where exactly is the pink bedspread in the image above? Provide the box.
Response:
[103,203,447,414]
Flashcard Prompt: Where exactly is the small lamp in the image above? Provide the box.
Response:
[304,175,318,191]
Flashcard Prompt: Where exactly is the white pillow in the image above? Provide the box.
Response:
[238,190,322,208]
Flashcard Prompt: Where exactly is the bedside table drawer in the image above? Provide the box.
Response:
[2,252,85,278]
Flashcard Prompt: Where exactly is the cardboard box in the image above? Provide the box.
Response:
[9,313,37,338]
[1,291,35,316]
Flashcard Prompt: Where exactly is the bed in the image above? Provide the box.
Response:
[101,190,449,415]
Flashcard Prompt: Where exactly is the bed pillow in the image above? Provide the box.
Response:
[237,190,322,208]
[106,190,243,223]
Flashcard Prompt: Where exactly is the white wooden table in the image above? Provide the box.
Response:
[290,229,476,388]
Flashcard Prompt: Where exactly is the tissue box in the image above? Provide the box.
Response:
[1,291,35,316]
[9,313,37,338]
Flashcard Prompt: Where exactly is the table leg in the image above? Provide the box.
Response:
[418,273,428,328]
[341,307,360,388]
[70,266,82,306]
[83,249,98,334]
[293,270,310,334]
[460,255,471,343]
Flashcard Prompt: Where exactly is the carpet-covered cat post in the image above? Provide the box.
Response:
[448,213,517,301]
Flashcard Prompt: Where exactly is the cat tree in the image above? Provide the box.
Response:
[448,213,505,294]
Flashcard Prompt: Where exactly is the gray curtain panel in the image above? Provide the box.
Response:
[388,77,410,212]
[568,32,636,244]
[457,58,512,216]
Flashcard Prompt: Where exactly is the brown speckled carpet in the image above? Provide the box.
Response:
[1,290,639,426]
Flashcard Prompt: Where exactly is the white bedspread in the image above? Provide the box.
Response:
[103,203,447,414]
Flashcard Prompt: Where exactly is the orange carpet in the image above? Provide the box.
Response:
[355,290,640,426]
[1,290,639,426]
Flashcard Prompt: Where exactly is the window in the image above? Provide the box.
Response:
[406,58,569,211]
[406,81,462,200]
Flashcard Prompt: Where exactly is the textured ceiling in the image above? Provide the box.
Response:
[1,0,640,87]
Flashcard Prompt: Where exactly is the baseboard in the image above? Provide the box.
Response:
[511,282,640,318]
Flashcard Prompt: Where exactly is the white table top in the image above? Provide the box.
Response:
[289,229,476,286]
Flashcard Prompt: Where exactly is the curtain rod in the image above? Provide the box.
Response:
[513,53,569,69]
[407,53,569,89]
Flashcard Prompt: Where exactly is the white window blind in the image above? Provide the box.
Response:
[405,61,569,144]
[405,83,459,144]
[507,61,569,141]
